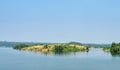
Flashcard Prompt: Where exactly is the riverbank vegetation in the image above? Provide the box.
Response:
[110,42,120,56]
[103,42,120,56]
[103,47,110,52]
[13,43,89,54]
[13,44,30,49]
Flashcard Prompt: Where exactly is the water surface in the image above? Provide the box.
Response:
[0,47,120,70]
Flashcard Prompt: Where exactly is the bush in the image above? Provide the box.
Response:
[13,44,29,49]
[110,42,120,56]
[44,45,48,49]
[54,45,63,53]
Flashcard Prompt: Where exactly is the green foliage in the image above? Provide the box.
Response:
[54,45,64,53]
[13,44,29,49]
[63,47,79,52]
[13,43,89,55]
[103,47,110,52]
[53,45,88,54]
[44,45,48,49]
[110,42,120,56]
[111,42,116,47]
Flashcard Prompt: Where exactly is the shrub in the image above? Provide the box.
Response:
[13,44,29,49]
[110,42,120,56]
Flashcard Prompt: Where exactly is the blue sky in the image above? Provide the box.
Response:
[0,0,120,43]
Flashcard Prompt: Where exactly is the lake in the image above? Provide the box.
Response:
[0,47,120,70]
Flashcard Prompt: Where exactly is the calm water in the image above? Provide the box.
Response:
[0,47,120,70]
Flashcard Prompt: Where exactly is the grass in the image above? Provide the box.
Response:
[18,44,89,54]
[103,47,110,52]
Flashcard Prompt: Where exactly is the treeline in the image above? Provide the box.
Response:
[0,41,83,47]
[0,41,111,48]
[0,41,49,47]
[83,44,111,48]
[13,44,30,49]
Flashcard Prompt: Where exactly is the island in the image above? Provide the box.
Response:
[13,42,89,54]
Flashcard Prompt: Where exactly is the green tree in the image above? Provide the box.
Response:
[110,42,120,56]
[13,44,29,49]
[54,46,63,52]
[44,45,48,49]
[111,42,116,47]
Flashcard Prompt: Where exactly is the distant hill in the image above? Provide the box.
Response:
[68,42,82,45]
[0,41,111,48]
[0,41,43,47]
[83,43,111,48]
[68,42,111,48]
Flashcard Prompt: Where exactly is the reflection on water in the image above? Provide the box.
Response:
[1,47,120,57]
[103,49,120,57]
[110,52,120,57]
[0,47,120,70]
[34,51,89,56]
[17,47,120,58]
[20,50,88,56]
